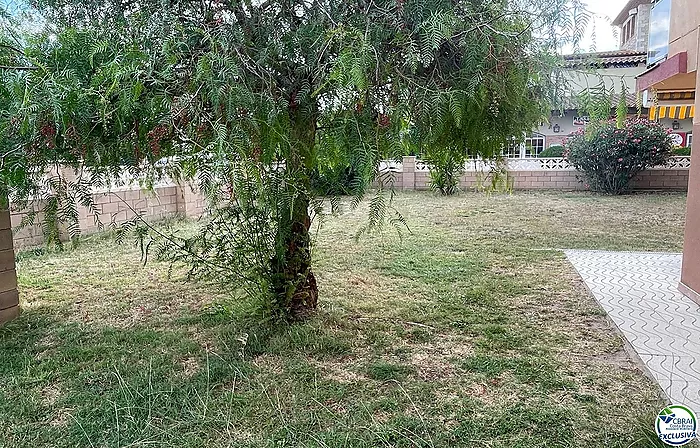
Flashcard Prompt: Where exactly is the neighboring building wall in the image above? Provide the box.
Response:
[544,111,583,139]
[566,66,645,96]
[657,116,694,147]
[680,8,700,303]
[537,64,647,148]
[619,4,652,52]
[538,110,657,149]
[668,0,700,73]
[0,209,19,324]
[635,4,652,53]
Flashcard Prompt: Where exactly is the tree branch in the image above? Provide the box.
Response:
[0,65,39,71]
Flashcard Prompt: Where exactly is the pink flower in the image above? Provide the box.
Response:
[618,158,624,162]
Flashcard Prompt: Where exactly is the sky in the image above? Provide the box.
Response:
[582,0,633,52]
[0,0,638,53]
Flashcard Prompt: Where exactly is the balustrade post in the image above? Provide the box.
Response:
[402,156,416,191]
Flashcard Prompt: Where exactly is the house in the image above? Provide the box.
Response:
[529,50,648,155]
[613,0,653,53]
[521,1,655,158]
[632,0,700,302]
[637,0,695,147]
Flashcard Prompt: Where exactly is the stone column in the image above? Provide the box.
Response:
[0,208,19,324]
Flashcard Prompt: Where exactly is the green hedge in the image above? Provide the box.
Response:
[673,146,691,156]
[539,145,565,158]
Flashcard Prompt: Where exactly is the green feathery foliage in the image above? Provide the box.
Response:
[0,0,586,319]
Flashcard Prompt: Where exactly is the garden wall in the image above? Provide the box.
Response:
[0,209,19,324]
[379,156,691,192]
[11,183,206,249]
[10,156,692,248]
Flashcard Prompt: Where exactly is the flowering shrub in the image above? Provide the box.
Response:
[565,118,674,194]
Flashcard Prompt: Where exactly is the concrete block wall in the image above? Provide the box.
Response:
[509,171,585,190]
[391,156,690,192]
[630,169,690,190]
[0,209,19,324]
[1,182,206,324]
[176,184,206,218]
[11,183,206,249]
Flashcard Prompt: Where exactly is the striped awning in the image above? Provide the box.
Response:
[649,105,695,120]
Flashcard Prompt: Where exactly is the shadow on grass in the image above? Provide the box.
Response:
[0,301,673,448]
[0,301,372,447]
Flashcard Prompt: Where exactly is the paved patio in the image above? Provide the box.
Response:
[565,250,700,409]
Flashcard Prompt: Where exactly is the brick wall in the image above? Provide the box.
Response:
[11,183,206,249]
[385,156,690,192]
[630,169,690,190]
[0,209,19,324]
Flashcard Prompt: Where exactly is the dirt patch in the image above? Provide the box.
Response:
[49,408,72,427]
[41,384,62,406]
[180,356,201,377]
[310,358,365,384]
[253,354,285,375]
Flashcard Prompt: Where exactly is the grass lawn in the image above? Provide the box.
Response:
[0,191,688,447]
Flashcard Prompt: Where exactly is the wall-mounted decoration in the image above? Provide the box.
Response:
[669,132,686,147]
[573,116,590,127]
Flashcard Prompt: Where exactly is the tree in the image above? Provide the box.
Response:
[0,0,583,319]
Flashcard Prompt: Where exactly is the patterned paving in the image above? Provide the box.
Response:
[565,250,700,409]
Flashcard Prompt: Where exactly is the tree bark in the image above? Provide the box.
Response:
[271,194,318,319]
[270,103,319,319]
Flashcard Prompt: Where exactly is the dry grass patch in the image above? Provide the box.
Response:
[0,191,684,447]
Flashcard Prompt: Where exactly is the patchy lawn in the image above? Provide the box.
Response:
[0,191,688,447]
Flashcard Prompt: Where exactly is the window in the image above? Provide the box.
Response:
[503,134,546,158]
[687,133,693,148]
[502,139,521,158]
[622,16,636,45]
[648,0,671,65]
[524,134,545,158]
[630,16,636,42]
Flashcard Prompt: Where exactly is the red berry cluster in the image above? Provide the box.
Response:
[40,123,56,138]
[378,114,390,128]
[39,122,57,149]
[251,146,262,161]
[174,111,190,128]
[196,123,209,137]
[147,124,169,155]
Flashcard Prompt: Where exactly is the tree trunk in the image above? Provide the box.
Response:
[270,104,319,319]
[271,194,318,319]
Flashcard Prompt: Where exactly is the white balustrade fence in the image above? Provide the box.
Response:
[378,156,692,173]
[375,156,692,192]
